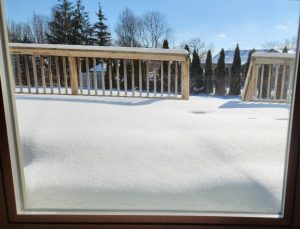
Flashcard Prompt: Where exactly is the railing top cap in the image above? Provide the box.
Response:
[252,52,295,59]
[9,43,188,56]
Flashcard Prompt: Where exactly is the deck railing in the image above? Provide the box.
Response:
[9,43,190,99]
[242,52,295,102]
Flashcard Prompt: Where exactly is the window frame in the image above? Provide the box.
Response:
[1,0,300,228]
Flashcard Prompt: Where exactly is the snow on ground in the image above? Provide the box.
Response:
[15,94,290,214]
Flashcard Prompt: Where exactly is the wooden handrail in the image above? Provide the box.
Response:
[242,52,295,102]
[9,43,190,99]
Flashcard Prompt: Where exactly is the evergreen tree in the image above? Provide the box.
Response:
[229,44,241,95]
[190,49,203,93]
[282,46,288,53]
[46,0,75,44]
[94,3,111,46]
[204,49,213,94]
[215,48,226,95]
[245,48,255,75]
[162,39,169,49]
[72,0,93,45]
[184,44,190,54]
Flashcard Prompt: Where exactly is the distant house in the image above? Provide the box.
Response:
[82,63,107,89]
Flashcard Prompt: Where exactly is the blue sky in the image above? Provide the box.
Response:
[4,0,300,52]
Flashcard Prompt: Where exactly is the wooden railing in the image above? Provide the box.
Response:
[9,43,190,99]
[242,52,295,102]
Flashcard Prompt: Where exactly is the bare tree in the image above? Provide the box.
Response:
[181,37,214,60]
[31,12,49,43]
[114,8,141,47]
[139,11,174,48]
[8,20,34,43]
[263,37,297,50]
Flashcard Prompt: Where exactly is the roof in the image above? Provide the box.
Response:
[212,49,281,65]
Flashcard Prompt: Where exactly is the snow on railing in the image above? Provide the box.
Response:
[242,52,295,102]
[9,43,190,99]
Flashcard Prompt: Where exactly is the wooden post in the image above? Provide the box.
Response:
[181,58,189,99]
[259,65,264,99]
[62,56,68,94]
[85,57,90,95]
[48,57,54,94]
[274,64,279,99]
[131,60,135,96]
[101,59,105,95]
[109,60,112,96]
[78,58,83,95]
[55,57,61,95]
[242,60,254,101]
[124,59,127,96]
[175,61,178,97]
[68,56,78,95]
[280,64,287,100]
[41,56,46,94]
[93,58,98,95]
[146,61,150,97]
[139,60,142,96]
[153,61,157,96]
[16,55,23,93]
[168,61,171,96]
[161,61,164,96]
[267,64,271,99]
[31,55,38,93]
[116,60,120,96]
[24,56,31,93]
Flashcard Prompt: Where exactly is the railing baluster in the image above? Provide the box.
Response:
[55,57,61,95]
[132,60,135,96]
[161,61,164,96]
[85,57,90,95]
[116,60,120,96]
[78,58,83,95]
[267,64,271,99]
[16,55,23,93]
[24,55,31,93]
[259,64,264,99]
[146,61,150,97]
[48,57,54,94]
[274,64,279,99]
[280,64,286,100]
[124,59,127,96]
[62,56,68,94]
[175,61,178,97]
[154,62,157,96]
[109,60,112,96]
[139,60,142,96]
[168,61,171,96]
[32,55,38,93]
[93,58,98,95]
[41,56,46,94]
[68,57,78,95]
[101,59,105,95]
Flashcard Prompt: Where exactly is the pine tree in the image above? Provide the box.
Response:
[215,48,226,95]
[94,3,111,46]
[46,0,75,44]
[204,49,213,94]
[282,46,288,53]
[72,0,93,45]
[190,49,203,93]
[229,44,241,95]
[162,39,169,49]
[245,48,255,75]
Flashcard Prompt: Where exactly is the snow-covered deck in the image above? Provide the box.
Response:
[16,94,290,214]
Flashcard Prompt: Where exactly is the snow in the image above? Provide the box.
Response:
[15,94,290,215]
